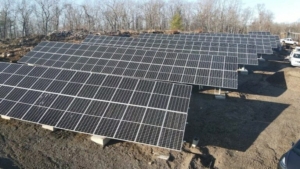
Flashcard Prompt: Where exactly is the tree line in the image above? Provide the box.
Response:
[0,0,299,39]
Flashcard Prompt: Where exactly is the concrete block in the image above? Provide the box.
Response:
[91,135,111,146]
[214,88,226,99]
[192,137,199,148]
[42,125,56,131]
[1,115,11,120]
[239,69,248,75]
[215,93,226,99]
[153,152,170,160]
[258,57,266,62]
[199,85,204,91]
[156,155,170,160]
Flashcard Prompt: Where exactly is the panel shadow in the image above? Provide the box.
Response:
[184,91,289,152]
[237,70,287,97]
[0,157,20,169]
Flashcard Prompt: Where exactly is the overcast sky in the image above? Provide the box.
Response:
[242,0,300,23]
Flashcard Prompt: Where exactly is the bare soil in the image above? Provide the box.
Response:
[0,42,300,169]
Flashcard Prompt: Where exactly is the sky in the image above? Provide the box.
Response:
[75,0,300,23]
[242,0,300,23]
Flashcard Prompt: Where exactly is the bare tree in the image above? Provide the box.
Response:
[143,0,166,30]
[240,7,253,33]
[18,0,34,37]
[101,0,132,31]
[0,0,13,38]
[62,4,83,31]
[52,3,65,31]
[82,5,94,31]
[35,0,61,34]
[250,4,274,31]
[1,0,300,39]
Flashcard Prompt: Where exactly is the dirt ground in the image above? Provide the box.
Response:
[0,45,300,168]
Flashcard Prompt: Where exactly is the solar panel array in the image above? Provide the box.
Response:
[8,28,281,150]
[6,28,279,151]
[0,62,192,151]
[139,34,272,54]
[248,31,271,35]
[82,35,258,65]
[18,42,238,89]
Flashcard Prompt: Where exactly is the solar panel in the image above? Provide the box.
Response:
[82,35,258,66]
[139,34,273,54]
[0,62,192,151]
[164,33,278,48]
[19,41,239,89]
[269,35,281,48]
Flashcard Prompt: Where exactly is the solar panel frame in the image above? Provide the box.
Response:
[19,42,239,89]
[0,62,192,151]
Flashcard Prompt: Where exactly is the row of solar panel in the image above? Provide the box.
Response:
[137,34,273,54]
[0,94,185,150]
[82,35,258,53]
[21,52,237,70]
[179,32,277,38]
[0,63,191,99]
[180,32,280,47]
[0,62,192,150]
[140,32,275,38]
[30,41,238,61]
[248,31,271,35]
[141,33,278,48]
[19,56,238,88]
[19,42,239,89]
[38,42,257,55]
[0,86,188,120]
[82,35,258,65]
[180,31,271,35]
[139,33,270,45]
